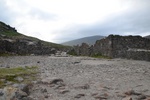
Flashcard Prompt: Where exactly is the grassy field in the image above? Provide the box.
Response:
[0,66,38,88]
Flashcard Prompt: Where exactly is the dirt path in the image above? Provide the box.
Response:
[0,56,150,100]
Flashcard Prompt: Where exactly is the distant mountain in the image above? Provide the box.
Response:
[0,21,69,55]
[61,35,105,46]
[144,35,150,39]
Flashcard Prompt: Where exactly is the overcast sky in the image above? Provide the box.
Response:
[0,0,150,43]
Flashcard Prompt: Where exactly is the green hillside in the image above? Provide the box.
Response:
[0,21,69,49]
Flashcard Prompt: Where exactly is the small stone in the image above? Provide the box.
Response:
[41,77,64,85]
[0,89,3,96]
[6,66,10,68]
[124,90,135,95]
[15,76,24,82]
[91,93,98,97]
[15,89,28,98]
[37,61,40,63]
[12,83,32,94]
[22,83,33,95]
[59,90,70,94]
[145,97,150,100]
[12,83,27,90]
[6,81,13,85]
[76,84,90,89]
[122,96,132,100]
[41,88,47,93]
[74,94,85,98]
[32,81,37,84]
[0,79,5,82]
[22,97,34,100]
[93,94,108,100]
[137,95,146,100]
[44,95,49,98]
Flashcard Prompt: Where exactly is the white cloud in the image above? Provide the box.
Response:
[0,0,150,43]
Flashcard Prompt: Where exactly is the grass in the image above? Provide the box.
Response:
[67,49,78,56]
[0,66,38,88]
[0,31,21,36]
[91,53,112,59]
[0,53,17,57]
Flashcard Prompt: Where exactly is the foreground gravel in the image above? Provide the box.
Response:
[0,56,150,100]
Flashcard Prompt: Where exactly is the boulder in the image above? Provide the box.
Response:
[2,86,28,100]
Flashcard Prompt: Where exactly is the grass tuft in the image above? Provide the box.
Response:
[91,53,112,59]
[0,66,38,88]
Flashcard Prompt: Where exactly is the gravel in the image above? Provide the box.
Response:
[0,56,150,100]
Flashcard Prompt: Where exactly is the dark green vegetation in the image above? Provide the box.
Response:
[67,49,77,56]
[0,21,20,36]
[0,66,38,88]
[91,53,112,59]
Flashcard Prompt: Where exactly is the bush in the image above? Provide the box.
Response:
[67,49,77,56]
[91,52,111,59]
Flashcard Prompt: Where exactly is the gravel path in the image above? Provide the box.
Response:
[0,56,150,100]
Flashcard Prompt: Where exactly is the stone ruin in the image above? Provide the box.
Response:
[72,35,150,61]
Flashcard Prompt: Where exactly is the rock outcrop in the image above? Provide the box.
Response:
[71,35,150,61]
[0,37,56,55]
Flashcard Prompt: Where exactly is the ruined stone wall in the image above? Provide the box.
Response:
[92,36,113,57]
[72,35,150,61]
[110,35,150,60]
[73,43,90,56]
[0,39,55,55]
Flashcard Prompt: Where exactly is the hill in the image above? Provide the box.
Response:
[0,21,69,55]
[61,35,105,46]
[144,35,150,39]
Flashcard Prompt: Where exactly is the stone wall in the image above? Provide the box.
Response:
[0,39,56,55]
[110,35,150,60]
[92,36,113,57]
[72,35,150,61]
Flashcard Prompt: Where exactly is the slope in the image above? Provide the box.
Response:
[61,35,105,46]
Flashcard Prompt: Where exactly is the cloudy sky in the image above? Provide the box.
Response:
[0,0,150,43]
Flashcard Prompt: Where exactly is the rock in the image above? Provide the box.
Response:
[55,85,65,90]
[21,97,34,100]
[37,61,40,63]
[0,89,3,96]
[137,95,146,100]
[15,89,28,98]
[72,61,80,64]
[0,79,5,82]
[59,89,70,94]
[122,96,132,100]
[12,83,27,90]
[93,93,108,100]
[117,93,126,98]
[41,77,64,85]
[22,83,33,95]
[74,94,85,98]
[41,88,47,93]
[75,84,90,89]
[3,86,28,100]
[124,90,135,95]
[91,93,98,97]
[145,97,150,100]
[5,81,13,85]
[44,94,49,98]
[32,81,37,84]
[12,83,33,95]
[15,76,24,82]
